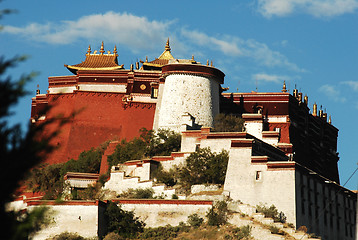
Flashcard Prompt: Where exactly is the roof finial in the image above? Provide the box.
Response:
[36,84,40,95]
[145,56,148,62]
[165,38,171,51]
[100,41,105,54]
[328,115,332,124]
[113,45,117,55]
[281,80,287,92]
[206,60,209,66]
[192,55,195,61]
[313,102,317,116]
[87,45,91,54]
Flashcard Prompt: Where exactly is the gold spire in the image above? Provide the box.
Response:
[165,38,171,51]
[207,60,209,66]
[113,45,117,55]
[87,45,91,54]
[281,80,287,93]
[157,38,174,60]
[100,41,105,54]
[328,115,332,124]
[36,84,40,95]
[313,102,317,116]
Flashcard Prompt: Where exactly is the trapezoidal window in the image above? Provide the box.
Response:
[151,87,158,99]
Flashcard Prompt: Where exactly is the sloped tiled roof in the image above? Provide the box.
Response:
[65,42,124,74]
[141,38,175,69]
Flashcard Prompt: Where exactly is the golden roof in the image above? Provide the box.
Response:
[141,38,175,68]
[65,42,124,74]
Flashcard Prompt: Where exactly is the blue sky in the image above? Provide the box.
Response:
[1,0,358,190]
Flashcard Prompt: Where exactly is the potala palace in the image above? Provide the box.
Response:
[9,40,356,239]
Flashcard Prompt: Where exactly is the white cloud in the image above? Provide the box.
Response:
[180,29,243,56]
[2,11,173,50]
[319,84,346,102]
[342,81,358,91]
[252,73,289,83]
[257,0,358,18]
[181,29,303,72]
[2,11,303,73]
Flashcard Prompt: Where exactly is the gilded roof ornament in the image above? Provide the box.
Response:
[165,38,171,51]
[100,41,105,54]
[113,45,118,55]
[281,80,287,93]
[87,45,91,54]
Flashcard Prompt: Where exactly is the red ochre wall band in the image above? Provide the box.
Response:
[36,91,155,165]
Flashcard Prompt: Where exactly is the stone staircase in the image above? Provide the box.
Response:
[102,168,180,199]
[228,202,320,240]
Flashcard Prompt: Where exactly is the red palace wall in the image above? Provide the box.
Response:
[38,91,155,165]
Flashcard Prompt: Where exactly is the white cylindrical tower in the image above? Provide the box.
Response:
[154,63,224,132]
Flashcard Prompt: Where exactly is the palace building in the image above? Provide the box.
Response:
[29,40,356,239]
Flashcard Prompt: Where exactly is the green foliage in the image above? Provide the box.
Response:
[206,201,229,226]
[153,165,177,187]
[103,232,124,240]
[230,225,252,239]
[107,138,148,167]
[61,148,103,174]
[138,223,190,240]
[71,182,103,200]
[213,113,244,132]
[108,128,181,168]
[147,128,181,156]
[26,147,104,200]
[178,147,229,187]
[187,213,204,228]
[10,207,51,240]
[120,188,154,199]
[0,13,73,236]
[47,232,86,240]
[268,225,283,235]
[256,204,287,223]
[104,201,145,238]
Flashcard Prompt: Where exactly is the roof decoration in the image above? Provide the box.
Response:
[65,42,124,74]
[141,38,175,70]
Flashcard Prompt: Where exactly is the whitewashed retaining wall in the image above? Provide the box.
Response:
[29,201,104,240]
[118,200,213,228]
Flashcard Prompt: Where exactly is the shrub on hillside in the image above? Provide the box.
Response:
[231,225,252,239]
[178,147,229,188]
[26,147,104,200]
[138,223,190,240]
[119,188,154,199]
[187,213,204,228]
[206,201,229,226]
[107,128,181,167]
[153,165,177,187]
[104,201,145,238]
[256,204,287,223]
[47,231,86,240]
[213,113,244,132]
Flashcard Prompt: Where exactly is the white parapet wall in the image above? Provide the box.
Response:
[27,200,105,240]
[224,141,296,225]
